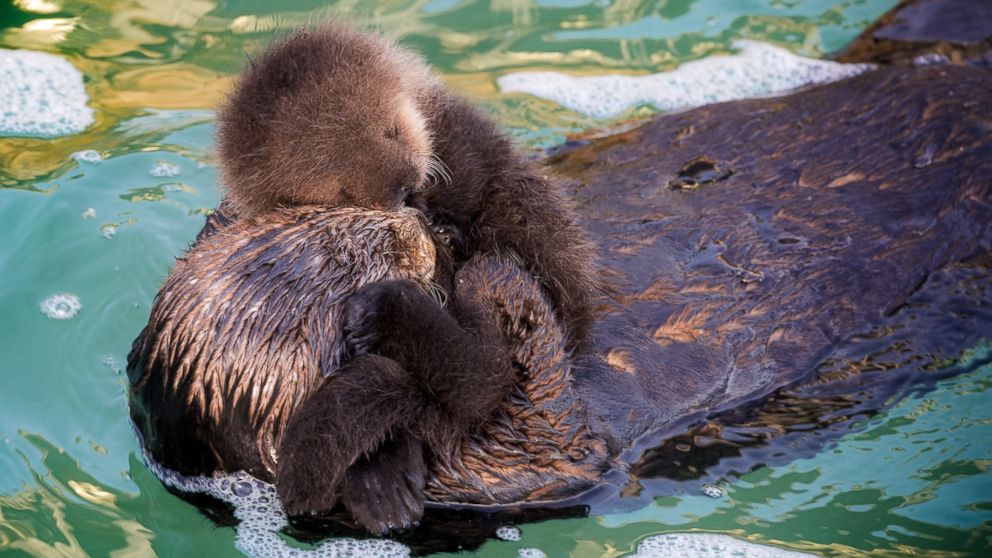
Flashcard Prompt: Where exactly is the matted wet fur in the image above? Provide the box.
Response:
[128,206,607,533]
[128,207,438,480]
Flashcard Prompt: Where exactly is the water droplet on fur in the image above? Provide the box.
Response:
[668,158,733,190]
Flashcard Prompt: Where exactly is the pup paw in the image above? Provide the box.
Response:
[341,283,393,357]
[276,432,348,516]
[341,433,428,535]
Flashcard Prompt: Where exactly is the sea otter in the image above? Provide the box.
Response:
[128,206,607,533]
[204,23,601,528]
[131,22,992,548]
[214,23,600,341]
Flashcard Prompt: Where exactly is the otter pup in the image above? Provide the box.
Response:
[207,23,601,529]
[215,23,600,340]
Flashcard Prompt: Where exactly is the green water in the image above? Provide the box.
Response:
[3,0,991,556]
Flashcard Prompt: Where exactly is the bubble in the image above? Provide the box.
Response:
[496,525,522,541]
[497,41,873,118]
[630,533,814,557]
[100,224,117,239]
[82,208,96,218]
[232,481,253,497]
[0,49,94,137]
[102,355,122,374]
[71,150,103,164]
[701,484,725,499]
[519,549,546,558]
[40,293,81,320]
[150,161,180,177]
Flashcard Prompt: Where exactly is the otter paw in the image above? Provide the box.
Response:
[455,257,552,343]
[341,434,427,534]
[276,440,347,517]
[341,283,392,357]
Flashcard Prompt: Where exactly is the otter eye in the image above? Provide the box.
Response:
[385,122,400,141]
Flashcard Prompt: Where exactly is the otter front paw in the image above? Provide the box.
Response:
[341,282,393,357]
[341,433,428,534]
[455,256,554,344]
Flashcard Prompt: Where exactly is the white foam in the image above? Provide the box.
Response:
[701,484,725,499]
[497,40,873,118]
[39,293,81,320]
[629,533,815,558]
[144,458,410,558]
[150,161,180,177]
[496,525,522,541]
[0,49,94,137]
[100,224,117,239]
[518,548,546,558]
[71,150,104,164]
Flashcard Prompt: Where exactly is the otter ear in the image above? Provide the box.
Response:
[385,120,400,141]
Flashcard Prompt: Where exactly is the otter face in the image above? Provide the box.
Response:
[217,24,436,217]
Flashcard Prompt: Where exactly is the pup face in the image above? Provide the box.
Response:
[217,24,435,216]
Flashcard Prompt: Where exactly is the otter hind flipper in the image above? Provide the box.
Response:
[341,433,428,534]
[276,354,421,516]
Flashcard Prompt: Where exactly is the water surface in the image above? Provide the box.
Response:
[4,1,990,556]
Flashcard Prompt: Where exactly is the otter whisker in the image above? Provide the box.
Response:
[423,280,448,307]
[426,153,452,187]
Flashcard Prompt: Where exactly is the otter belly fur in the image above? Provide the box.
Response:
[127,207,437,479]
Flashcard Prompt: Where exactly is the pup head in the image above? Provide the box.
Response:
[217,23,435,216]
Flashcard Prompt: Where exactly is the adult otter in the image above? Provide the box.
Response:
[132,26,992,550]
[129,207,600,533]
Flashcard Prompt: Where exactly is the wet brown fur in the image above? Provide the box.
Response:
[189,23,605,530]
[128,206,606,531]
[128,207,437,479]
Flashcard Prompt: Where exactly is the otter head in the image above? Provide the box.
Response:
[217,23,437,217]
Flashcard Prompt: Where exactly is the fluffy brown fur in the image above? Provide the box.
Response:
[216,25,436,216]
[215,22,601,341]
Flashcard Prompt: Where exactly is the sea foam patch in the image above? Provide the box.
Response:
[497,41,873,118]
[0,49,94,137]
[144,457,410,558]
[629,533,815,558]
